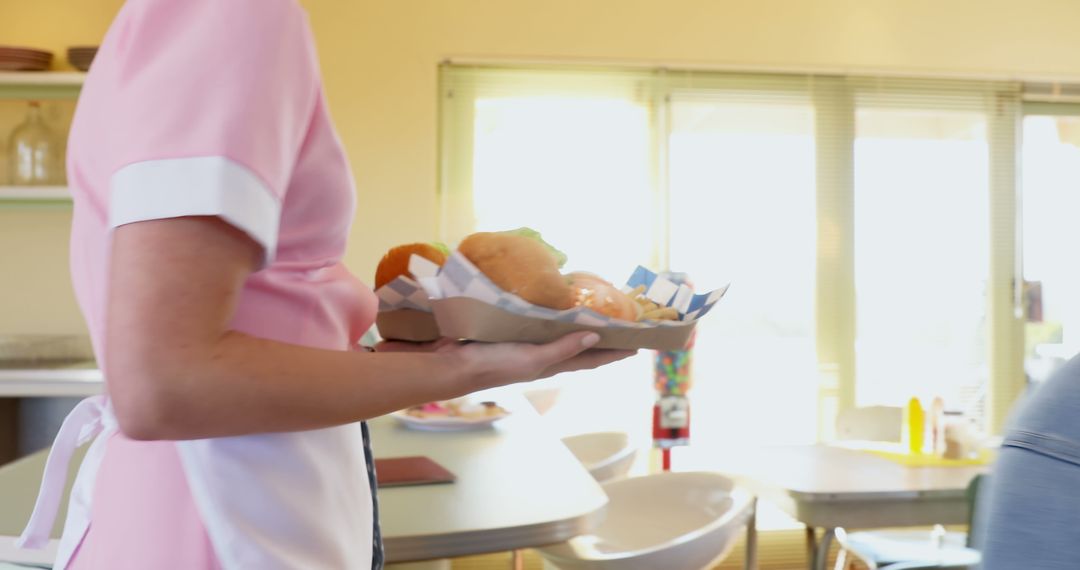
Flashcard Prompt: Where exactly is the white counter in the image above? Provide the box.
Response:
[0,336,101,398]
[0,365,102,398]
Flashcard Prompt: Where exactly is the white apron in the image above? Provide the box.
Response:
[18,395,376,569]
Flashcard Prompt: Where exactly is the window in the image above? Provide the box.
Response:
[472,97,654,279]
[439,66,1025,444]
[853,108,990,416]
[1021,106,1080,384]
[668,98,819,447]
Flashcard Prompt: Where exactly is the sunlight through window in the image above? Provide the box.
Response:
[854,109,990,414]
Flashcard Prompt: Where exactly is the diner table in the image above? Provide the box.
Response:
[0,390,609,568]
[683,443,987,570]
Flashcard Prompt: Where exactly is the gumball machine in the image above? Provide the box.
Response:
[652,272,693,471]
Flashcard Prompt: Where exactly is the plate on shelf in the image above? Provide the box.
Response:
[0,60,50,72]
[391,401,510,432]
[66,46,97,72]
[0,46,53,71]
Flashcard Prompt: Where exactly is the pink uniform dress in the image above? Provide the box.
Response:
[17,0,381,568]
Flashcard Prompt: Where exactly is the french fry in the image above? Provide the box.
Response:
[643,307,679,321]
[628,285,679,322]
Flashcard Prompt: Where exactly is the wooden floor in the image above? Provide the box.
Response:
[449,537,845,570]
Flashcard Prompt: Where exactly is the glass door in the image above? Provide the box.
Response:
[853,108,992,418]
[1021,106,1080,384]
[668,97,820,448]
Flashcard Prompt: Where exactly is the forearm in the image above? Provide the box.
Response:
[110,331,474,440]
[105,216,630,441]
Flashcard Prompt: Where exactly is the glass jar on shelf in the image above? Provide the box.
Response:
[7,101,64,186]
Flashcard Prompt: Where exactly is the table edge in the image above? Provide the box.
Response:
[384,502,607,563]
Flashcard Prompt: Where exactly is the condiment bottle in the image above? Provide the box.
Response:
[930,396,945,456]
[906,397,925,455]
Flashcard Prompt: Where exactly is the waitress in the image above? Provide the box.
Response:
[16,0,632,568]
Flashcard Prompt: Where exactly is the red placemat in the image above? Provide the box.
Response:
[375,456,456,487]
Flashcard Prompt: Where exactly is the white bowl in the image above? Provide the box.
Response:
[537,471,753,570]
[562,432,635,483]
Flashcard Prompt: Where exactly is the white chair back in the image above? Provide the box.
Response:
[835,406,903,442]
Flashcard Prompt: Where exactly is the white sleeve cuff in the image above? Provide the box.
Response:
[109,156,282,264]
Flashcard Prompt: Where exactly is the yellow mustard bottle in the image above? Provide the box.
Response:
[906,397,925,455]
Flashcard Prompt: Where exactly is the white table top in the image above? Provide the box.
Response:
[374,393,608,560]
[0,392,607,563]
[682,444,986,528]
[712,445,984,498]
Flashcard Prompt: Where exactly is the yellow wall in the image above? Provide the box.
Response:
[0,1,123,334]
[6,0,1080,334]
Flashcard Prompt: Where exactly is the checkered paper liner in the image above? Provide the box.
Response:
[376,277,431,312]
[375,255,444,312]
[418,252,729,329]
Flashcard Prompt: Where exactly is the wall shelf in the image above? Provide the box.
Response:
[0,72,85,86]
[0,186,72,204]
[0,72,84,100]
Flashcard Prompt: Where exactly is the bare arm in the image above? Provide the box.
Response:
[106,216,633,441]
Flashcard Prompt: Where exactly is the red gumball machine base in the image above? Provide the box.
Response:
[653,395,691,471]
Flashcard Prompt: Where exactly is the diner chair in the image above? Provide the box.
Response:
[561,432,636,483]
[832,475,983,570]
[536,471,754,570]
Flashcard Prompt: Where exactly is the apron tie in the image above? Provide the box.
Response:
[17,395,113,549]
